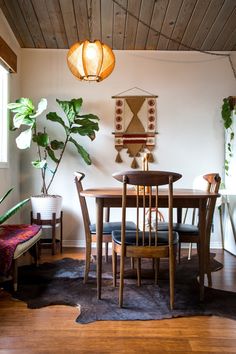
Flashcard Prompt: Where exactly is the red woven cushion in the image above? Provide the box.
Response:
[0,224,41,275]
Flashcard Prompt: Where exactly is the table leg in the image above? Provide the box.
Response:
[96,198,104,299]
[199,199,207,301]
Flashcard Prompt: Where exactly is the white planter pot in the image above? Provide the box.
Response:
[31,195,62,220]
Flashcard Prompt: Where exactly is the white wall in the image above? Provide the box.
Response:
[19,48,235,247]
[0,9,21,222]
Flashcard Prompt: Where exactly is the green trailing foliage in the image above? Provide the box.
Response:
[221,97,236,175]
[0,188,29,225]
[8,97,99,194]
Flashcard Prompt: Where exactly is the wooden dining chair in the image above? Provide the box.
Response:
[74,172,137,283]
[176,173,221,285]
[112,170,182,309]
[158,173,221,285]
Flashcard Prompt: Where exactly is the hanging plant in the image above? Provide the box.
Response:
[221,96,236,174]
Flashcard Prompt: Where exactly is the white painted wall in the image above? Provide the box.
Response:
[18,48,235,247]
[0,9,21,222]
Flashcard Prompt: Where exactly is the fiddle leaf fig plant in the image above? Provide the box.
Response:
[0,188,29,225]
[8,97,99,195]
[221,96,236,174]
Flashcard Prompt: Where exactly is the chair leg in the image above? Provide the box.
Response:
[105,242,109,263]
[35,242,40,266]
[169,250,175,310]
[188,243,192,260]
[84,241,91,284]
[154,258,160,285]
[206,247,212,287]
[178,242,181,263]
[119,253,125,307]
[207,267,212,287]
[112,244,117,287]
[12,259,18,292]
[30,242,39,265]
[130,257,135,269]
[136,258,141,287]
[196,242,200,263]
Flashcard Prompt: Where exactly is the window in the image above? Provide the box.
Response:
[0,63,8,168]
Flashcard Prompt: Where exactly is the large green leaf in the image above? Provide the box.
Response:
[71,126,87,135]
[74,118,99,130]
[16,128,32,149]
[8,98,36,129]
[33,132,49,147]
[71,98,83,114]
[0,198,30,225]
[30,98,47,118]
[71,118,99,140]
[8,103,32,115]
[46,112,67,130]
[71,126,96,140]
[7,102,24,110]
[8,98,34,115]
[46,147,59,163]
[50,140,64,150]
[17,97,34,109]
[0,188,13,205]
[76,113,99,121]
[69,137,91,165]
[56,99,76,124]
[13,113,34,128]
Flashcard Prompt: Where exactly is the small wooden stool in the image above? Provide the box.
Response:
[31,211,63,255]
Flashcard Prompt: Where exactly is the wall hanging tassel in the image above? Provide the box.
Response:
[115,146,123,162]
[115,151,123,163]
[147,152,154,163]
[131,157,139,169]
[146,146,154,163]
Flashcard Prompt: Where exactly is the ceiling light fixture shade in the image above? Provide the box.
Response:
[67,40,115,82]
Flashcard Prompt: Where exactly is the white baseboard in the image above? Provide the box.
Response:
[63,240,85,248]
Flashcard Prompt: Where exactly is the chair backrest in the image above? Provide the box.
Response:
[112,171,182,246]
[203,173,221,237]
[183,173,221,228]
[74,172,91,238]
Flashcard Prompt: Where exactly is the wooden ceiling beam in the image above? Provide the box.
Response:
[0,36,17,73]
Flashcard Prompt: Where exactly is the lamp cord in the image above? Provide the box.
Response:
[88,0,93,42]
[112,0,236,80]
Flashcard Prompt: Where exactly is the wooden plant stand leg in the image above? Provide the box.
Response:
[52,213,56,255]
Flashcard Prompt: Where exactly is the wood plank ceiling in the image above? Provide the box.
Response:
[0,0,236,51]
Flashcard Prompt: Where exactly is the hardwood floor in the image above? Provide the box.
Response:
[0,248,236,353]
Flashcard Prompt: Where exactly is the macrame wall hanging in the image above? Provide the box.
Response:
[112,87,158,168]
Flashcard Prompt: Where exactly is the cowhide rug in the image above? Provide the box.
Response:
[2,254,236,324]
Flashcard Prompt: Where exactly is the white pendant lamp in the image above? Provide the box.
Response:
[67,39,115,82]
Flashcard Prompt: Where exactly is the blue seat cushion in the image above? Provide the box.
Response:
[156,222,199,235]
[112,230,179,246]
[89,221,137,235]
